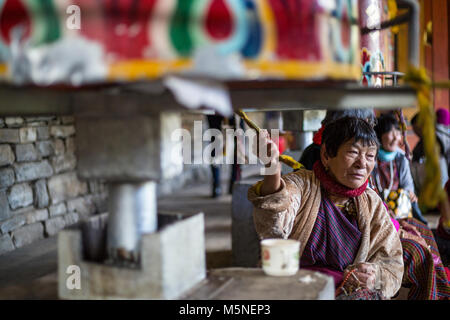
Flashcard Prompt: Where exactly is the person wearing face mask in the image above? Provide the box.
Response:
[248,117,403,300]
[371,113,450,300]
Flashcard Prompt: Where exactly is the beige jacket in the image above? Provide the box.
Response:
[248,169,404,298]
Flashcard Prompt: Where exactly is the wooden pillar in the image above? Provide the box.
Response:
[422,0,433,77]
[431,0,449,110]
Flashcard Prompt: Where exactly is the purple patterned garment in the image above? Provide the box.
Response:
[300,193,362,273]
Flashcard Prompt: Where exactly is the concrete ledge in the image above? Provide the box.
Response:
[58,211,206,299]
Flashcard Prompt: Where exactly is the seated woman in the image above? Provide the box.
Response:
[370,114,450,300]
[248,117,403,300]
[371,113,428,224]
[435,180,450,268]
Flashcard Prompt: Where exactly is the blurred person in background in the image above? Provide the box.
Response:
[410,110,449,198]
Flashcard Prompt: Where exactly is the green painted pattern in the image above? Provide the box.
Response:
[169,0,195,57]
[25,0,60,46]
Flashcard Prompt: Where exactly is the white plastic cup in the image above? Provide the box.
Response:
[261,239,300,276]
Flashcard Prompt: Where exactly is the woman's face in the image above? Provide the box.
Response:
[321,138,377,189]
[381,127,402,152]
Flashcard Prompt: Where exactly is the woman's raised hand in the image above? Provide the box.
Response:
[252,129,282,196]
[251,129,280,175]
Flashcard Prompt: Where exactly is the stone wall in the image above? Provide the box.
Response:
[0,116,107,255]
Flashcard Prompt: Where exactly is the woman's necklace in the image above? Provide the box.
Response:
[335,200,357,218]
[330,195,357,218]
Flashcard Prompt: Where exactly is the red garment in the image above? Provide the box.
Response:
[376,159,399,191]
[312,160,368,198]
[313,126,324,145]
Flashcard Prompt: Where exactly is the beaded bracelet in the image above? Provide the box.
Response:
[335,268,358,297]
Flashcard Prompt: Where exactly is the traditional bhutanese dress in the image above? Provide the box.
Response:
[401,218,450,299]
[373,159,450,299]
[300,192,361,287]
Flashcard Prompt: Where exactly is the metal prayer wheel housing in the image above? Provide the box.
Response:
[107,182,157,263]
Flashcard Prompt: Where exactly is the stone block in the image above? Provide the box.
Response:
[11,205,33,215]
[27,121,47,127]
[25,208,48,224]
[19,127,37,143]
[51,153,76,174]
[14,160,54,182]
[231,179,261,268]
[0,234,15,255]
[5,117,24,127]
[0,189,11,222]
[25,116,53,123]
[34,179,49,208]
[58,212,206,299]
[50,125,75,138]
[36,127,50,140]
[12,223,44,248]
[64,212,80,226]
[67,196,96,217]
[53,139,65,156]
[48,173,88,204]
[1,215,26,233]
[8,183,33,210]
[0,167,15,188]
[0,145,15,166]
[5,117,25,128]
[66,137,75,154]
[0,129,20,143]
[76,116,160,180]
[45,216,66,236]
[49,203,67,217]
[36,140,54,157]
[15,143,38,162]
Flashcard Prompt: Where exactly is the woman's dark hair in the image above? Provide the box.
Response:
[322,109,377,128]
[374,113,400,141]
[322,117,379,158]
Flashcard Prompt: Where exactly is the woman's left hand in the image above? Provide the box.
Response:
[343,263,377,291]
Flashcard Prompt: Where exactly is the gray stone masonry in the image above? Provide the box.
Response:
[36,127,50,140]
[0,116,107,255]
[5,117,24,127]
[15,144,38,162]
[0,129,20,143]
[49,203,67,217]
[0,234,14,255]
[44,217,66,237]
[14,161,53,182]
[47,173,88,205]
[0,167,15,188]
[0,190,11,221]
[8,183,33,210]
[1,215,26,234]
[0,145,15,166]
[11,223,44,248]
[34,179,49,208]
[36,140,54,158]
[25,209,49,224]
[50,125,75,138]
